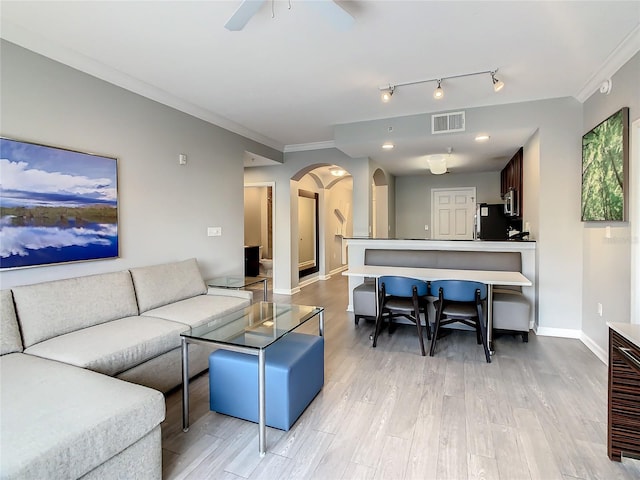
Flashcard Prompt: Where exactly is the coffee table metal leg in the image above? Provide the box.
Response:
[319,310,324,337]
[181,338,190,431]
[263,279,268,301]
[258,349,266,456]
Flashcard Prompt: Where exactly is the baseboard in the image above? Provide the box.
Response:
[329,265,348,276]
[319,274,331,281]
[534,325,608,364]
[298,276,319,289]
[580,332,608,365]
[534,326,581,339]
[273,287,301,295]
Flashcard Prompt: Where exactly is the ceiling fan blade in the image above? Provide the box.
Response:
[307,0,355,31]
[224,0,267,31]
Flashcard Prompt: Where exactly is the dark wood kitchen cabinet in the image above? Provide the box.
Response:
[608,325,640,461]
[501,147,524,217]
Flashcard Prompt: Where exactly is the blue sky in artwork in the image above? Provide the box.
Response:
[0,138,117,208]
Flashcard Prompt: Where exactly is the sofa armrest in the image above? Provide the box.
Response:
[206,287,253,301]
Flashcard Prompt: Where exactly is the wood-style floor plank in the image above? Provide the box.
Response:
[161,274,640,479]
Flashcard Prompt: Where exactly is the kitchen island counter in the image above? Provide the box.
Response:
[344,238,537,327]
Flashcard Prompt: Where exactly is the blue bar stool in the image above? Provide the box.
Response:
[372,276,430,356]
[429,280,491,363]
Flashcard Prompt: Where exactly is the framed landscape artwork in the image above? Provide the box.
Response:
[581,107,629,222]
[0,137,119,269]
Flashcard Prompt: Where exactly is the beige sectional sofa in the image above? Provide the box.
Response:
[0,258,252,479]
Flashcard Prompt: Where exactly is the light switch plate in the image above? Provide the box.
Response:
[207,227,222,237]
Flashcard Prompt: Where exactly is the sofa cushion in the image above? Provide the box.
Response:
[130,258,207,313]
[0,353,164,480]
[12,271,139,348]
[0,290,22,354]
[24,316,185,376]
[142,293,251,329]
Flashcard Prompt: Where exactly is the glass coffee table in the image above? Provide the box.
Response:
[207,276,268,301]
[180,301,324,455]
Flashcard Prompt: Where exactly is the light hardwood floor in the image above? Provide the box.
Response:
[162,274,640,480]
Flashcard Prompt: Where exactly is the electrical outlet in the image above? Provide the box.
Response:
[207,227,222,237]
[424,225,429,231]
[597,302,603,317]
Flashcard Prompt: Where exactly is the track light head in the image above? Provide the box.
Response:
[380,85,395,103]
[491,71,504,92]
[433,79,444,99]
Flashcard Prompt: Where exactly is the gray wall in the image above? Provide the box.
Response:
[0,40,280,288]
[395,171,502,239]
[581,52,640,355]
[392,97,584,334]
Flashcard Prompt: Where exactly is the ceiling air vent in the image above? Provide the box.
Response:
[432,111,465,134]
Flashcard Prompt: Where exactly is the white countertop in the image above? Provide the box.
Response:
[608,322,640,348]
[345,238,536,252]
[344,264,531,286]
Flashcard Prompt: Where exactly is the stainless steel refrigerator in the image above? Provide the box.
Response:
[474,204,509,240]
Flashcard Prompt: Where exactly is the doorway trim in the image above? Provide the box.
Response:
[298,189,320,278]
[244,181,275,279]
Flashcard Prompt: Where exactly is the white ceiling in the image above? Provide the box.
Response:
[1,1,639,176]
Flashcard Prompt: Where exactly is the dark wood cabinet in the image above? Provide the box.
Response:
[500,147,524,217]
[608,328,640,461]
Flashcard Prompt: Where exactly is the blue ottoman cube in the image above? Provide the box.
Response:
[209,332,324,431]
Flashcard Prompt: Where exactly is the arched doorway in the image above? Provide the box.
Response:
[292,164,354,285]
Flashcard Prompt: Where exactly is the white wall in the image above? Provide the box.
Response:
[522,130,541,326]
[581,52,640,357]
[0,41,280,288]
[325,177,353,272]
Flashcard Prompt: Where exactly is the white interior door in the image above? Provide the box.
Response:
[431,187,476,240]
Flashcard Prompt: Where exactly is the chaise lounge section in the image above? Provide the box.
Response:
[0,258,252,479]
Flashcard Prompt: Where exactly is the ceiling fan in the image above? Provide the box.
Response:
[225,0,355,31]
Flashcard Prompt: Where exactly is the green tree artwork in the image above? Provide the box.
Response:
[581,107,629,222]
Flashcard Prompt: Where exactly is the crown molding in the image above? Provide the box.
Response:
[284,140,336,153]
[575,24,640,103]
[1,21,284,152]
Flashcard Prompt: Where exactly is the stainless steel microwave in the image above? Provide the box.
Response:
[503,188,519,217]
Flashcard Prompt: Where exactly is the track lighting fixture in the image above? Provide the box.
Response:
[381,85,394,103]
[433,79,444,100]
[379,68,504,102]
[491,71,504,92]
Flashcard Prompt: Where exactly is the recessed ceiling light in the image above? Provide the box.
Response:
[475,134,490,142]
[329,167,346,177]
[382,142,394,150]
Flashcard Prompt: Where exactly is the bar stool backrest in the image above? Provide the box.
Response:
[379,276,428,297]
[430,280,487,302]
